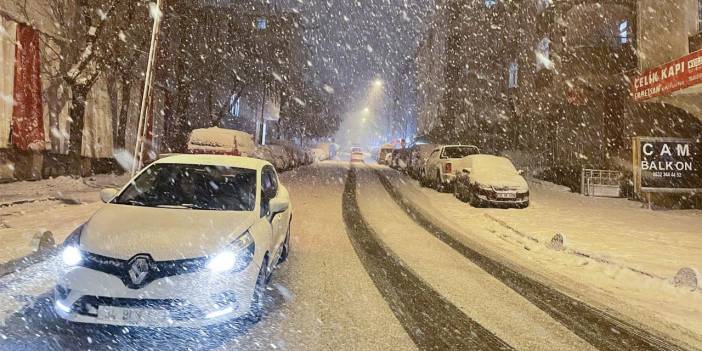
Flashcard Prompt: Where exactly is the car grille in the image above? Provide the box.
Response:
[80,252,208,289]
[73,296,204,320]
[492,186,518,191]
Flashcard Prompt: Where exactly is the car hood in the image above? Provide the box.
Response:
[472,172,528,191]
[79,204,256,261]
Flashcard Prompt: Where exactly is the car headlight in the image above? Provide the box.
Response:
[207,231,256,273]
[61,224,84,266]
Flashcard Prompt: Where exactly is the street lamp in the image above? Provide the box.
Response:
[373,79,383,88]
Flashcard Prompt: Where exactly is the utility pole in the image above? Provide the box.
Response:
[131,0,164,176]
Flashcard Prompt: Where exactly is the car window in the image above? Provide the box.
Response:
[114,163,257,211]
[441,146,480,159]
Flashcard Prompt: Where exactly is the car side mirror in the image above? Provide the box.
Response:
[269,197,289,214]
[100,188,118,203]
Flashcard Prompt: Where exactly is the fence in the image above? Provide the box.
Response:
[581,169,622,197]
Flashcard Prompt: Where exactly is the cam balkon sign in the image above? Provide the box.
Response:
[633,137,702,193]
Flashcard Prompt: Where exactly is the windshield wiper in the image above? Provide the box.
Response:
[154,204,192,209]
[118,199,146,206]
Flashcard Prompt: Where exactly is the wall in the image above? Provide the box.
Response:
[637,0,697,70]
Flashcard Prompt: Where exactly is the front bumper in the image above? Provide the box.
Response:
[476,190,529,207]
[54,261,259,327]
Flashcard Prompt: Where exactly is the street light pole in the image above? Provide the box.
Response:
[131,0,164,176]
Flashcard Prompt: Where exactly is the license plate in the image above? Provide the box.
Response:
[496,192,517,199]
[97,306,169,324]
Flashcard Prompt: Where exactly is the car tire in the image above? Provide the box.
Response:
[454,182,466,202]
[419,171,427,187]
[278,224,291,264]
[435,171,447,193]
[469,189,482,208]
[246,257,269,323]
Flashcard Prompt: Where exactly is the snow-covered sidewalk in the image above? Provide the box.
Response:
[378,166,702,347]
[0,174,129,271]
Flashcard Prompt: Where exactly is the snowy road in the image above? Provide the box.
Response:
[0,162,696,350]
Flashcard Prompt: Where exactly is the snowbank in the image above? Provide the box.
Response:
[379,166,702,346]
[187,127,255,156]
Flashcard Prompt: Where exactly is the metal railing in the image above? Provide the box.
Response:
[581,168,623,197]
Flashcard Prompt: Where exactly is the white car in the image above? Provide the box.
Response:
[350,147,364,162]
[453,154,529,208]
[421,145,480,192]
[54,155,293,327]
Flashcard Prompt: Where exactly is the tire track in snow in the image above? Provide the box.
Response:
[342,168,515,351]
[374,169,691,351]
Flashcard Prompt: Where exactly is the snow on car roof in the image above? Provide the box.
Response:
[153,154,271,170]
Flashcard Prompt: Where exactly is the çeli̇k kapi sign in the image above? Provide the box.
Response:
[633,137,702,193]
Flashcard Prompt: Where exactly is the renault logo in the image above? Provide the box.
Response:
[128,255,151,285]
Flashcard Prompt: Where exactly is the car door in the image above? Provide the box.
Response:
[261,166,286,259]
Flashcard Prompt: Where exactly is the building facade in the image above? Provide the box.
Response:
[413,0,702,190]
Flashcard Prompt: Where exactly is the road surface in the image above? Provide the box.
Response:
[0,162,693,351]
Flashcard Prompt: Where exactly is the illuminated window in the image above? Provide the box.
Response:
[484,0,497,7]
[618,20,629,44]
[256,18,267,30]
[229,95,241,117]
[508,62,519,88]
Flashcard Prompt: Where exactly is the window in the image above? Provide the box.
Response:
[229,95,241,117]
[508,62,519,88]
[260,166,278,218]
[114,164,257,211]
[256,18,267,30]
[484,0,497,7]
[618,20,629,44]
[535,37,552,71]
[262,166,278,198]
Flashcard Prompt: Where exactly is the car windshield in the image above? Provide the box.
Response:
[114,164,256,211]
[441,146,480,159]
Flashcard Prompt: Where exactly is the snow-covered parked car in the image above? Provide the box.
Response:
[407,143,438,178]
[54,155,293,327]
[420,145,480,192]
[453,154,529,208]
[377,143,394,165]
[187,127,255,157]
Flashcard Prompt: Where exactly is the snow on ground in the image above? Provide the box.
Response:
[0,174,128,265]
[378,165,702,348]
[354,169,596,351]
[489,179,702,279]
[0,162,416,351]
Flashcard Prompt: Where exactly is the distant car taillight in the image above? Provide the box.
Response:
[444,163,452,173]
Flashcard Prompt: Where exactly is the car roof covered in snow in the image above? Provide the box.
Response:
[153,154,271,171]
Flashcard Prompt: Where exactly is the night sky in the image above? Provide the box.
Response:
[281,0,434,106]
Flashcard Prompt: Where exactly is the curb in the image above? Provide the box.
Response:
[0,196,58,207]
